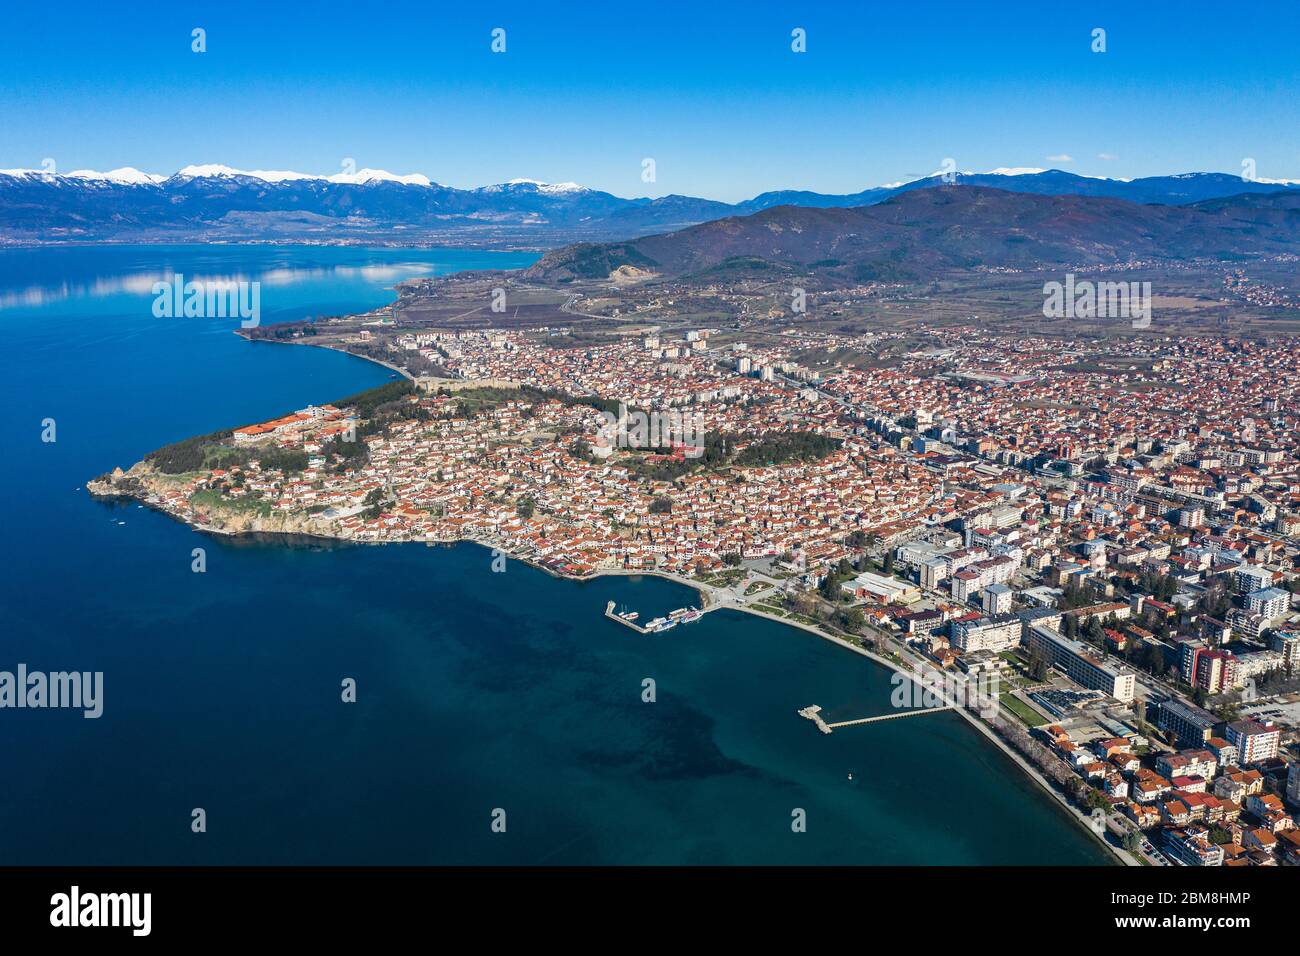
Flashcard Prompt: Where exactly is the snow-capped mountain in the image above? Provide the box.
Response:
[480,178,590,195]
[1,165,1296,245]
[171,165,436,186]
[67,167,167,185]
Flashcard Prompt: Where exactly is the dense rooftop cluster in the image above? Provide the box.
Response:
[109,322,1300,865]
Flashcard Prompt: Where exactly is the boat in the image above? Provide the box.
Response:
[643,617,668,630]
[668,607,690,620]
[681,608,703,623]
[653,619,678,632]
[620,611,639,622]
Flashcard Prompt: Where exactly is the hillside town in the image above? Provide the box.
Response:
[93,323,1300,865]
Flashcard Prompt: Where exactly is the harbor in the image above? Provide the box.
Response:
[604,600,704,634]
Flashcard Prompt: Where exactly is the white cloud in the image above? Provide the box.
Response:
[1097,153,1120,161]
[1046,154,1073,163]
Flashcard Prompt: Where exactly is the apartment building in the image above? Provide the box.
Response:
[1025,623,1136,702]
[951,615,1022,654]
[1157,698,1219,747]
[1245,586,1292,623]
[1234,564,1275,594]
[1226,719,1282,765]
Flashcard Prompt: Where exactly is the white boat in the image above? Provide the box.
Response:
[644,617,668,630]
[653,619,678,632]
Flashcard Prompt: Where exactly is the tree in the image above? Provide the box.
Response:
[516,497,536,520]
[835,607,865,632]
[1027,652,1048,682]
[648,496,673,515]
[1083,615,1104,644]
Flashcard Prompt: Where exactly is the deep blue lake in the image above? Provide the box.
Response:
[0,244,1108,864]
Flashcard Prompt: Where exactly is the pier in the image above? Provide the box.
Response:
[604,601,649,634]
[798,703,955,734]
[603,601,708,634]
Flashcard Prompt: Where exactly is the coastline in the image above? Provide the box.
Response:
[84,472,1129,865]
[0,237,552,252]
[235,329,417,381]
[88,321,1132,867]
[723,605,1132,865]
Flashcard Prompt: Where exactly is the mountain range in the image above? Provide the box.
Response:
[524,185,1300,284]
[2,164,1298,246]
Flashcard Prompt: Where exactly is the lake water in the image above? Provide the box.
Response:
[0,244,1109,864]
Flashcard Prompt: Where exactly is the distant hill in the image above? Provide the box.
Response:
[736,170,1300,213]
[524,185,1300,283]
[1,165,1297,245]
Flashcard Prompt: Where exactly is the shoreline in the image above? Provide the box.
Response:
[84,476,1129,865]
[699,601,1130,866]
[236,330,418,382]
[89,311,1132,867]
[0,237,552,253]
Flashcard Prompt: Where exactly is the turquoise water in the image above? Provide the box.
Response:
[0,245,1109,864]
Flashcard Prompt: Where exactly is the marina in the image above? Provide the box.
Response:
[604,601,704,634]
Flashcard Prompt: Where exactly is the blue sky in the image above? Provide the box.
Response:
[2,0,1297,202]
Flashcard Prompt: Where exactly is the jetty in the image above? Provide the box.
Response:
[603,600,708,634]
[604,601,649,634]
[798,703,955,734]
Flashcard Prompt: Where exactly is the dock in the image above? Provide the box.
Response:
[604,601,649,634]
[604,601,707,634]
[798,703,954,734]
[798,705,833,734]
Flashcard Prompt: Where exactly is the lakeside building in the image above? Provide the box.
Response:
[1025,623,1136,702]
